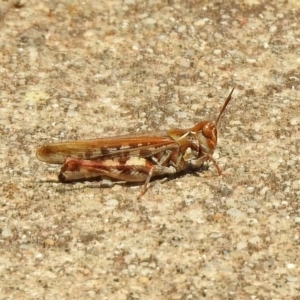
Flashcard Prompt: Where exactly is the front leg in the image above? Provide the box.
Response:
[190,153,223,175]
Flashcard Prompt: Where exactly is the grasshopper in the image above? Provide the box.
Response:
[36,88,234,198]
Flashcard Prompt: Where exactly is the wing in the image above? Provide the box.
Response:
[36,131,178,164]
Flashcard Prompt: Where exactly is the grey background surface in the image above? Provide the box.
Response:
[1,0,300,299]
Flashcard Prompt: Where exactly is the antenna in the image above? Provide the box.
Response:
[215,88,235,127]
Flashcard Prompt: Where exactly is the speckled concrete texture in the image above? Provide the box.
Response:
[1,0,300,299]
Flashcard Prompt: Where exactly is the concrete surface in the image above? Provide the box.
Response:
[1,0,300,299]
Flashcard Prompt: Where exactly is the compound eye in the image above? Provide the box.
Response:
[202,123,214,138]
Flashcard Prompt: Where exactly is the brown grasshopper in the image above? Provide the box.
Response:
[36,88,234,198]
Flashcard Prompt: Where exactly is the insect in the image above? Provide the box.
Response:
[36,88,234,199]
